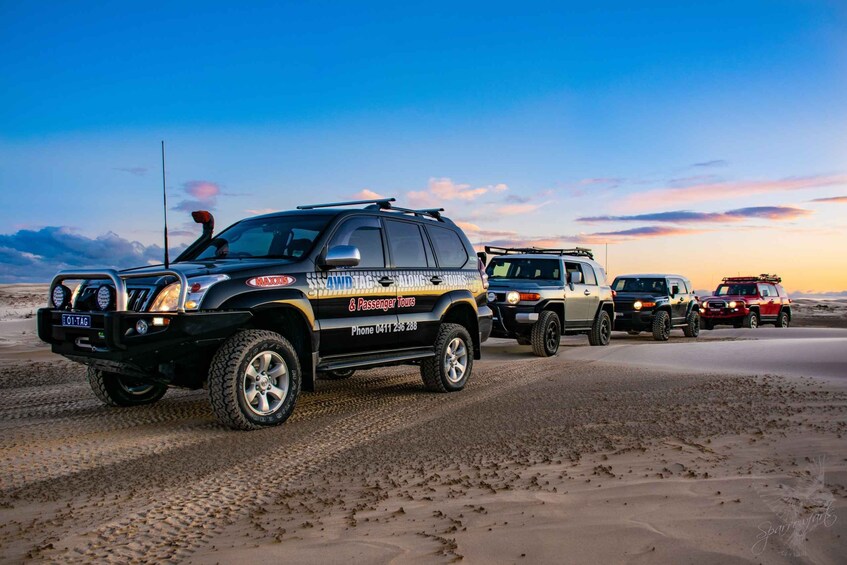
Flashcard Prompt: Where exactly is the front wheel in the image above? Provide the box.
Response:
[87,367,167,406]
[531,311,561,357]
[683,310,700,338]
[652,310,671,341]
[588,310,612,346]
[743,311,759,329]
[208,330,301,430]
[775,310,790,328]
[421,323,474,392]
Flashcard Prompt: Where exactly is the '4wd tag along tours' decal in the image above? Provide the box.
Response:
[305,270,480,298]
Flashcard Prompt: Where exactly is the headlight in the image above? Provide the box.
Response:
[633,300,643,310]
[728,301,737,308]
[506,291,520,305]
[149,274,230,312]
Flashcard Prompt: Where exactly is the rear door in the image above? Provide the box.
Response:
[759,283,780,318]
[314,216,398,356]
[384,219,441,348]
[579,262,601,322]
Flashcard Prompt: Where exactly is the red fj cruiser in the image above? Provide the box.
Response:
[699,274,791,330]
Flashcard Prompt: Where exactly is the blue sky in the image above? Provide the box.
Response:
[1,1,846,290]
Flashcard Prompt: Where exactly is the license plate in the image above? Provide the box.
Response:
[709,308,721,313]
[61,314,91,328]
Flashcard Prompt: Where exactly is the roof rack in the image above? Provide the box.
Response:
[297,197,445,221]
[297,198,396,210]
[484,246,594,260]
[722,274,782,284]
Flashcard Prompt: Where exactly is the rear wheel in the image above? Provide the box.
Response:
[775,310,790,328]
[421,323,473,392]
[652,310,671,341]
[208,330,301,430]
[743,311,759,329]
[682,310,700,338]
[531,311,561,356]
[588,310,612,346]
[88,367,167,406]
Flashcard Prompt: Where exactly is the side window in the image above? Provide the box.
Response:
[581,263,597,285]
[758,284,769,297]
[670,278,684,294]
[426,226,469,268]
[565,261,581,283]
[764,283,778,297]
[385,220,429,268]
[329,216,385,269]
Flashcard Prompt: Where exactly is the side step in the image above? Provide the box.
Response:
[317,347,435,372]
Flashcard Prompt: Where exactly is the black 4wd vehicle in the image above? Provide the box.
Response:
[38,198,493,430]
[611,274,700,341]
[484,247,615,356]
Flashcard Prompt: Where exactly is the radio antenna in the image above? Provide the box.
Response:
[161,140,170,268]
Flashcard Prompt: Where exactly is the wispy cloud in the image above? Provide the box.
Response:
[690,159,728,168]
[809,195,847,203]
[618,174,847,210]
[114,166,148,176]
[407,178,507,207]
[578,205,812,224]
[352,188,385,200]
[172,180,221,212]
[576,226,705,244]
[0,227,184,283]
[245,208,280,216]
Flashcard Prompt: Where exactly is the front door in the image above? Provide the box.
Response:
[564,261,591,325]
[314,216,398,356]
[668,278,687,323]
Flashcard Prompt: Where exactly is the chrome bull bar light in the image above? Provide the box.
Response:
[48,269,190,313]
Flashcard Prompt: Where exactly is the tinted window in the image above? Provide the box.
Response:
[329,216,385,268]
[612,277,669,294]
[386,220,429,268]
[426,226,469,268]
[716,284,757,296]
[669,278,684,294]
[486,258,561,280]
[581,263,597,285]
[193,215,329,260]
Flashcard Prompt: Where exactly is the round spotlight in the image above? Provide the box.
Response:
[135,319,149,335]
[52,285,71,309]
[96,285,115,311]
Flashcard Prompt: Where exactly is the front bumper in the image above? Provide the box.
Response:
[700,306,748,320]
[489,303,538,337]
[37,308,252,375]
[613,309,654,331]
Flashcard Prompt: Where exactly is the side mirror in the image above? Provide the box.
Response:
[323,245,361,269]
[671,285,680,297]
[476,251,488,265]
[571,271,583,285]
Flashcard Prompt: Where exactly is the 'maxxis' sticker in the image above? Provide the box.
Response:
[246,275,296,288]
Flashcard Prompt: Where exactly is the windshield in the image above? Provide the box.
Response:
[715,284,757,296]
[612,277,667,295]
[486,258,561,281]
[191,215,331,261]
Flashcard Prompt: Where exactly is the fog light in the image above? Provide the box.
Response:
[487,292,497,303]
[52,284,71,309]
[699,308,705,313]
[135,319,149,335]
[97,285,115,310]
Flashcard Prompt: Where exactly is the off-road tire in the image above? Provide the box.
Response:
[421,323,474,392]
[516,336,532,346]
[703,319,715,331]
[682,310,700,338]
[208,330,301,430]
[743,311,759,329]
[588,310,612,346]
[87,367,167,407]
[319,369,356,380]
[652,310,671,341]
[531,311,561,356]
[775,310,790,328]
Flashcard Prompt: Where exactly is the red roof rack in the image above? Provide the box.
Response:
[722,274,782,284]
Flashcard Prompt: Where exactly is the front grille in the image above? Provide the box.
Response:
[73,285,153,312]
[707,300,726,308]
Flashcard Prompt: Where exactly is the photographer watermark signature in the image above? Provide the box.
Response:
[751,456,838,556]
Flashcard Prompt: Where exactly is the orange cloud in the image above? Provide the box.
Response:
[408,178,508,207]
[617,174,847,211]
[352,188,385,200]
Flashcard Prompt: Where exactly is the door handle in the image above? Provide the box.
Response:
[378,276,394,287]
[583,289,590,296]
[430,276,443,285]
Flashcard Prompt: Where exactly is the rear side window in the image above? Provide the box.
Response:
[426,226,469,268]
[386,220,429,268]
[581,263,597,285]
[329,216,385,268]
